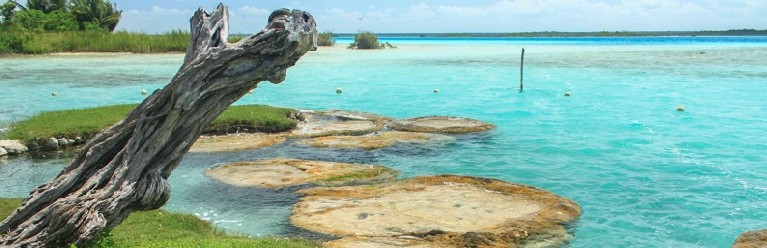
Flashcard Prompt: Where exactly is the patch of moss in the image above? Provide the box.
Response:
[319,167,393,183]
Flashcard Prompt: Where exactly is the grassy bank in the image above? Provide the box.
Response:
[0,30,245,54]
[4,104,297,144]
[0,198,320,248]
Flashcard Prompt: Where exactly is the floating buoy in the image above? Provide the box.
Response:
[433,88,440,93]
[564,92,571,97]
[676,106,685,112]
[336,88,343,94]
[51,92,58,96]
[140,89,148,95]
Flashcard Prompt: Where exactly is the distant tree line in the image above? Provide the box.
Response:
[356,29,767,38]
[1,0,121,32]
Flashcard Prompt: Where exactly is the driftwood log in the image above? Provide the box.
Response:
[0,4,316,247]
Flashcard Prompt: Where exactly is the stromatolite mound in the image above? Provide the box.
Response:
[733,229,767,248]
[326,236,438,248]
[289,110,392,138]
[205,158,397,188]
[299,131,454,150]
[190,133,286,153]
[388,116,495,134]
[291,175,582,248]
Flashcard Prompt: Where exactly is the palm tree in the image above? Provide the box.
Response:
[25,0,66,13]
[69,0,120,31]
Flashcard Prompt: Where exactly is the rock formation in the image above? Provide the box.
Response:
[389,116,495,134]
[0,5,316,247]
[190,133,287,153]
[733,229,767,248]
[300,131,454,150]
[0,140,28,156]
[292,175,581,247]
[205,158,397,188]
[289,110,391,138]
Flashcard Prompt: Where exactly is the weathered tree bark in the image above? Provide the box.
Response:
[0,4,316,247]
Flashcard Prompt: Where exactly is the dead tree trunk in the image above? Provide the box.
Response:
[0,4,316,247]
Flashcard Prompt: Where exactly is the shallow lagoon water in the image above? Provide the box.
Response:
[1,37,767,247]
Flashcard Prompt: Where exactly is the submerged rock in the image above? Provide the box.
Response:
[733,229,767,248]
[205,158,397,188]
[389,116,495,134]
[290,110,391,138]
[190,133,286,153]
[300,131,454,150]
[292,175,581,248]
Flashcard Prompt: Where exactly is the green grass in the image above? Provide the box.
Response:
[0,198,22,217]
[4,104,136,143]
[207,105,297,134]
[0,30,246,54]
[4,104,297,143]
[0,198,320,248]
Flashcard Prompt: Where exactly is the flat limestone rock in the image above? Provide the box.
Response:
[326,236,439,248]
[291,175,581,248]
[190,133,286,153]
[205,158,397,188]
[733,229,767,248]
[290,110,391,138]
[0,140,28,155]
[389,116,495,134]
[299,131,454,150]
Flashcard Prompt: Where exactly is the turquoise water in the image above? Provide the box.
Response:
[1,37,767,247]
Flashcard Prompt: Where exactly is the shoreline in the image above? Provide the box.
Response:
[0,34,764,57]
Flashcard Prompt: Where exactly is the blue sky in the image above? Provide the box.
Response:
[108,0,767,33]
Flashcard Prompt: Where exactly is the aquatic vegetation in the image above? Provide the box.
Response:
[0,198,321,248]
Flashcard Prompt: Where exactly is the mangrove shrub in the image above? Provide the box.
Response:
[317,31,334,46]
[348,31,395,49]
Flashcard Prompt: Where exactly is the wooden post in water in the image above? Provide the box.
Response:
[519,48,525,92]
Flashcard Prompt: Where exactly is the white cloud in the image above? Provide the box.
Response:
[151,6,193,16]
[236,6,269,17]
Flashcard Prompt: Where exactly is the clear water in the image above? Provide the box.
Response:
[1,37,767,247]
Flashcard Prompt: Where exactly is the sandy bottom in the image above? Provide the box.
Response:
[204,158,396,188]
